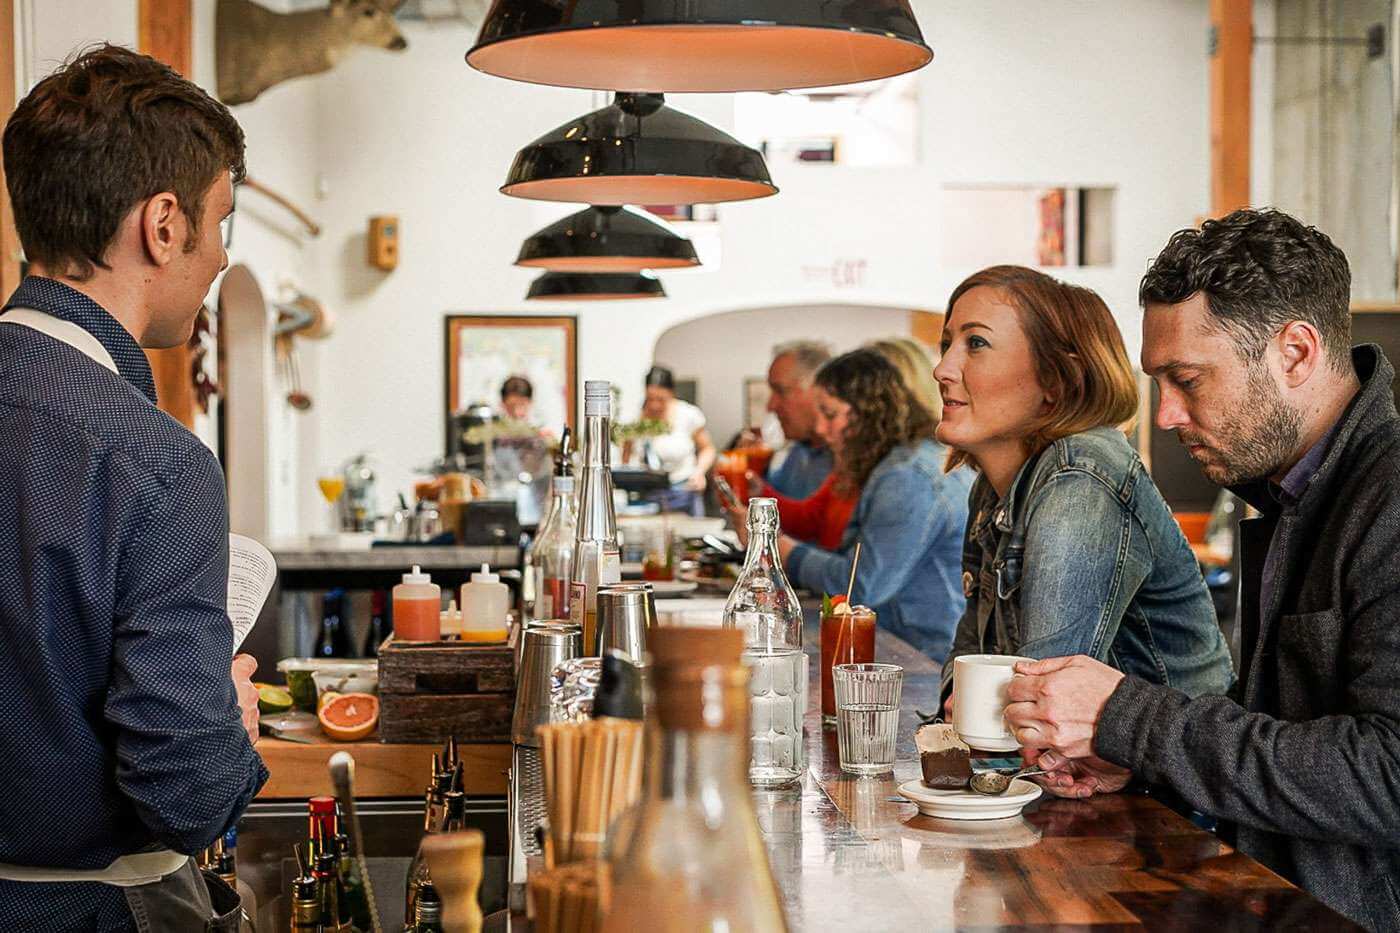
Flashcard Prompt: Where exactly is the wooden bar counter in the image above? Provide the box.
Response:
[255,736,509,799]
[760,625,1356,929]
[502,615,1357,930]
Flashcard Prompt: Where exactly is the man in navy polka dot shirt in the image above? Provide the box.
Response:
[0,46,267,931]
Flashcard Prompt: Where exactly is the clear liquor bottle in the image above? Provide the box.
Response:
[603,627,788,932]
[570,381,621,652]
[723,498,807,787]
[525,429,577,622]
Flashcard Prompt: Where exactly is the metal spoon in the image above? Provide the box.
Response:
[969,767,1048,795]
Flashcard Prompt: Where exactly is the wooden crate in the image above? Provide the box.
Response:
[377,635,515,744]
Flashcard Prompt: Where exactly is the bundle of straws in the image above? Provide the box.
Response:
[527,860,609,933]
[537,718,645,864]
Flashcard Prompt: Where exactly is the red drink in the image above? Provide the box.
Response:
[821,607,876,723]
[717,450,751,505]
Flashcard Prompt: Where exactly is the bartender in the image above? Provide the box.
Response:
[633,365,716,516]
[0,47,265,932]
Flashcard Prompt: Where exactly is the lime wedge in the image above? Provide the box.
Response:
[257,684,295,714]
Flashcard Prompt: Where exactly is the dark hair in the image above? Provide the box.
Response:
[815,348,935,494]
[4,44,246,280]
[500,375,533,400]
[644,365,675,391]
[1139,208,1352,373]
[944,265,1138,472]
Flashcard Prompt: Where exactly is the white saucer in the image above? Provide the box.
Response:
[896,778,1043,821]
[647,580,699,597]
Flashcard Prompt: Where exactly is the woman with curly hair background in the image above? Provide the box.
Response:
[732,347,974,660]
[749,338,943,552]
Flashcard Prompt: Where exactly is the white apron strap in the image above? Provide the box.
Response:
[0,848,189,887]
[1,306,120,373]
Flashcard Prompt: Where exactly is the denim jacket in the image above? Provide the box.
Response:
[943,427,1233,697]
[788,438,974,661]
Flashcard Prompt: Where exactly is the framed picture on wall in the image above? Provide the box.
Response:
[444,315,578,452]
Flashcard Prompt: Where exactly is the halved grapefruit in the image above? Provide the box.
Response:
[318,692,379,742]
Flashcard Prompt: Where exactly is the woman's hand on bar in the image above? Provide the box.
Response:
[1003,655,1124,759]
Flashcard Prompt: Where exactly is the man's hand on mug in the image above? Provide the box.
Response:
[232,653,260,746]
[1003,655,1123,759]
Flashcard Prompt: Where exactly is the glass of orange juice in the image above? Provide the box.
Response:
[317,466,345,534]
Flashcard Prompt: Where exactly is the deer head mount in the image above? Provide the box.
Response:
[217,0,409,106]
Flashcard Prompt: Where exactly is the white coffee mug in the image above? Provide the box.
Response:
[951,654,1033,752]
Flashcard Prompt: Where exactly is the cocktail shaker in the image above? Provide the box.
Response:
[512,622,583,746]
[595,583,655,662]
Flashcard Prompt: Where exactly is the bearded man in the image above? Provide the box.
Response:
[1002,208,1400,932]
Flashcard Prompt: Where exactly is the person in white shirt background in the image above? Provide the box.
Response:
[632,365,716,516]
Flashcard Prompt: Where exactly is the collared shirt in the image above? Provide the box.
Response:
[1256,422,1343,627]
[766,439,833,499]
[0,277,267,933]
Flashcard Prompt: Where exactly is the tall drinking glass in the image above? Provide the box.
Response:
[832,663,903,776]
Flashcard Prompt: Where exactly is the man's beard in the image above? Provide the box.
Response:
[1179,366,1302,487]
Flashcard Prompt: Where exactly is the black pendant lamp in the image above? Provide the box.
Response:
[517,206,700,273]
[466,1,933,93]
[526,271,666,301]
[503,93,775,206]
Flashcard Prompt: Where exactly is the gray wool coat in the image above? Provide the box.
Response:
[1097,344,1400,932]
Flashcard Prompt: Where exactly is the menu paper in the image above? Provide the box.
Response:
[229,534,277,654]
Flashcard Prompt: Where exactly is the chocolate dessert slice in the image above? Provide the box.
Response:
[916,723,972,789]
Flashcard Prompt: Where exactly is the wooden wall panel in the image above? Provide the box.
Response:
[1209,0,1252,217]
[139,0,196,427]
[0,0,19,299]
[910,310,945,349]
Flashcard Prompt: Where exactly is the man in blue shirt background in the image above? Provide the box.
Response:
[0,45,265,931]
[762,340,834,499]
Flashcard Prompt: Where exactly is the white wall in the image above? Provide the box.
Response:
[288,0,1212,523]
[19,1,136,87]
